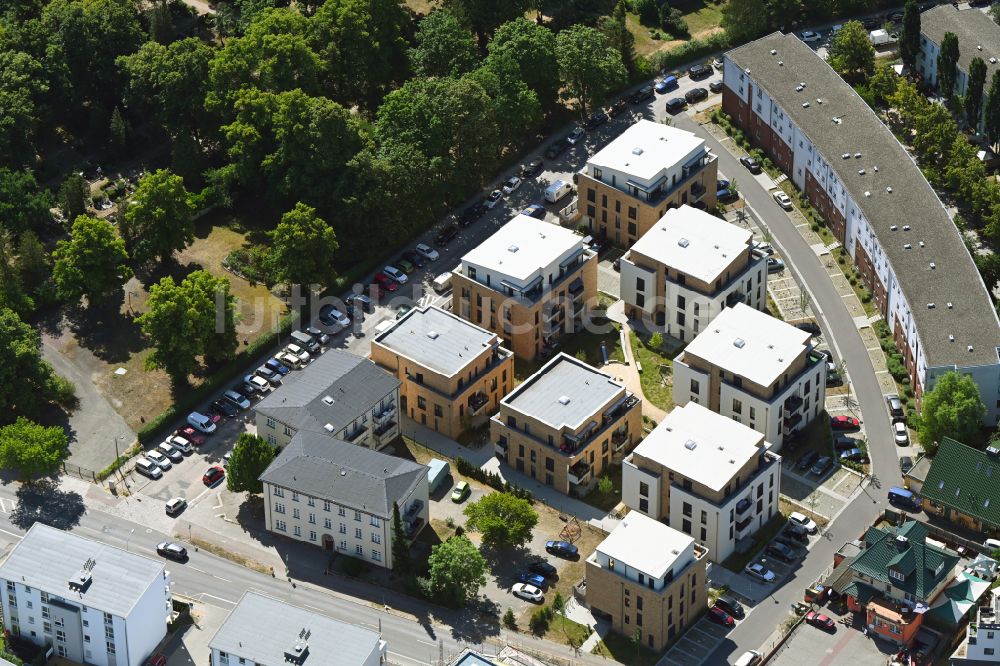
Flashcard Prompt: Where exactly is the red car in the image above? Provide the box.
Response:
[175,426,206,446]
[830,415,860,430]
[707,605,735,627]
[203,466,225,486]
[805,611,835,630]
[373,273,399,294]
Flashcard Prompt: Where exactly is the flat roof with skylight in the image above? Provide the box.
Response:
[593,511,695,581]
[681,302,811,388]
[629,205,753,283]
[586,119,706,184]
[501,353,628,431]
[633,402,768,492]
[373,305,502,378]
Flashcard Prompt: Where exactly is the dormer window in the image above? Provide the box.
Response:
[889,568,905,581]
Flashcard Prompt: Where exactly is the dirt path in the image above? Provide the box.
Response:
[181,0,215,15]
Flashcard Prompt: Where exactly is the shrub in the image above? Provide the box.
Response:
[810,223,820,232]
[503,607,517,630]
[837,254,846,264]
[646,32,730,72]
[445,517,455,529]
[660,5,688,37]
[455,456,534,502]
[340,556,369,577]
[529,606,553,634]
[597,475,614,495]
[861,293,872,303]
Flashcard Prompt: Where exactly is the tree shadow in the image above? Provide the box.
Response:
[62,301,146,364]
[10,480,86,531]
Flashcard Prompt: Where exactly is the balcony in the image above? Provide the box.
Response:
[783,413,803,432]
[783,394,803,414]
[735,497,752,516]
[467,392,489,416]
[375,404,396,424]
[725,291,746,307]
[373,419,397,437]
[735,515,754,535]
[344,425,368,443]
[607,151,715,207]
[495,436,508,456]
[568,277,585,295]
[690,181,707,201]
[568,460,592,486]
[611,428,629,450]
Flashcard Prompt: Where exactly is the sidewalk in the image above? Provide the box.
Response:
[605,300,668,424]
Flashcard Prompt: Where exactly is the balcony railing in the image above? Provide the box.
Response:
[783,413,803,431]
[690,181,707,201]
[569,461,592,486]
[375,404,396,424]
[725,291,746,307]
[468,392,489,416]
[374,419,397,437]
[735,497,752,516]
[495,437,508,456]
[783,395,803,414]
[736,515,754,533]
[611,429,629,448]
[568,277,585,295]
[344,425,368,443]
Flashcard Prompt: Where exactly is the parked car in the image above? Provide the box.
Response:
[796,451,819,471]
[265,358,291,376]
[395,304,413,320]
[511,583,544,603]
[899,456,914,474]
[395,258,415,274]
[434,224,460,245]
[894,421,910,446]
[834,435,860,451]
[607,99,627,117]
[401,250,426,269]
[744,563,776,583]
[740,155,762,173]
[886,394,905,422]
[766,257,786,273]
[156,541,188,561]
[146,450,172,471]
[383,265,408,284]
[709,80,724,93]
[717,178,730,190]
[782,525,809,543]
[805,611,835,630]
[305,326,330,345]
[157,441,183,463]
[585,110,608,129]
[789,512,818,534]
[712,57,723,70]
[255,365,282,387]
[800,30,822,43]
[502,176,522,194]
[166,435,193,455]
[246,374,271,394]
[319,305,351,329]
[795,321,821,335]
[451,481,470,503]
[520,158,544,178]
[775,533,804,550]
[203,465,225,486]
[544,139,568,159]
[484,189,504,209]
[518,572,547,588]
[685,87,708,104]
[519,204,545,220]
[165,497,187,516]
[665,97,687,113]
[830,415,860,430]
[174,426,205,446]
[766,542,797,562]
[458,202,486,227]
[717,188,738,203]
[810,456,833,476]
[373,272,399,293]
[689,63,713,79]
[187,411,217,434]
[566,127,586,145]
[887,11,904,22]
[773,191,793,209]
[629,85,655,104]
[545,541,579,559]
[654,78,677,94]
[528,560,558,578]
[210,399,238,418]
[840,448,865,462]
[714,598,744,619]
[223,389,251,411]
[753,242,774,256]
[707,606,735,627]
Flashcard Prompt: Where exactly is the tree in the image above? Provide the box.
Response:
[0,50,48,169]
[466,63,541,154]
[16,231,49,293]
[868,63,899,108]
[409,9,478,78]
[985,71,1000,150]
[0,418,68,483]
[268,203,339,289]
[53,216,132,304]
[937,31,960,98]
[555,25,627,118]
[121,169,194,265]
[899,0,920,70]
[463,491,538,549]
[176,270,238,364]
[721,0,770,45]
[966,57,988,130]
[919,371,986,454]
[992,3,1000,26]
[447,0,531,47]
[58,174,89,222]
[391,502,411,574]
[659,3,688,37]
[503,608,517,630]
[487,18,560,112]
[633,0,658,26]
[648,332,663,349]
[109,106,129,155]
[0,168,51,236]
[598,0,636,76]
[828,20,874,84]
[426,534,487,607]
[225,433,276,494]
[0,307,72,418]
[148,0,174,43]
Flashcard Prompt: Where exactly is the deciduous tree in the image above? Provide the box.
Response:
[226,433,276,494]
[899,0,920,69]
[721,0,770,45]
[555,25,626,117]
[919,371,986,455]
[447,0,531,47]
[0,168,51,236]
[0,50,47,168]
[0,418,68,483]
[58,174,89,222]
[52,216,132,304]
[937,31,960,98]
[466,62,541,154]
[268,203,339,289]
[985,71,1000,150]
[391,502,411,574]
[426,535,487,607]
[966,57,988,130]
[0,307,70,418]
[487,18,560,112]
[829,20,874,84]
[598,0,636,76]
[409,9,478,77]
[463,491,538,549]
[122,169,194,265]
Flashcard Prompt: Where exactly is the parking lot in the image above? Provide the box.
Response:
[660,609,742,666]
[769,612,899,666]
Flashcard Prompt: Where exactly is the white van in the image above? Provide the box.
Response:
[373,319,395,336]
[984,538,1000,551]
[544,179,573,203]
[734,650,761,666]
[432,271,453,293]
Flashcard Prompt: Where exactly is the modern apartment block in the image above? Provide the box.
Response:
[723,32,1000,422]
[585,511,709,651]
[917,4,1000,132]
[951,587,1000,665]
[622,402,781,563]
[452,215,598,360]
[672,302,826,448]
[491,352,641,496]
[210,591,386,666]
[0,523,171,666]
[576,119,718,247]
[620,204,766,336]
[371,305,514,439]
[254,350,401,450]
[260,431,428,569]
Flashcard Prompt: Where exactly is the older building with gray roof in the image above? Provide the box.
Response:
[209,592,386,666]
[722,32,1000,423]
[259,431,428,568]
[255,349,401,450]
[0,523,171,666]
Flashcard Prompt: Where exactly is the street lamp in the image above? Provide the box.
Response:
[125,528,135,552]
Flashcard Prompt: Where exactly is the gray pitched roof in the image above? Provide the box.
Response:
[726,33,1000,369]
[255,350,400,433]
[921,5,1000,84]
[259,431,427,516]
[0,523,165,618]
[209,591,382,666]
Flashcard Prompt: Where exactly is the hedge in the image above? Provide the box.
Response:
[136,312,298,444]
[647,32,730,73]
[455,456,534,503]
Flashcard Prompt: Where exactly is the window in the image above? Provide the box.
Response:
[292,492,299,502]
[338,506,346,516]
[292,508,300,519]
[732,398,742,414]
[355,544,364,555]
[635,293,645,308]
[372,533,382,544]
[340,540,347,550]
[274,502,285,514]
[628,206,637,220]
[339,523,347,534]
[682,502,692,517]
[372,550,382,562]
[677,294,686,309]
[276,520,286,531]
[690,379,700,394]
[639,498,649,512]
[682,519,691,534]
[700,510,707,524]
[293,526,301,537]
[324,501,331,512]
[307,497,315,507]
[354,511,362,521]
[371,516,381,527]
[309,531,317,542]
[417,396,426,410]
[324,518,332,529]
[639,482,649,497]
[700,527,707,541]
[635,277,645,292]
[628,222,637,236]
[355,528,363,539]
[308,513,316,524]
[269,486,283,498]
[587,188,596,202]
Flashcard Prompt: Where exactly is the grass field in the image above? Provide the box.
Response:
[628,330,679,411]
[628,0,727,57]
[594,631,661,666]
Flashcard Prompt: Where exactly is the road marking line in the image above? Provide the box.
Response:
[0,527,22,540]
[213,575,232,583]
[187,566,208,574]
[197,593,236,606]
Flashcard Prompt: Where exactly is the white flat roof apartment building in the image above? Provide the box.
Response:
[0,523,171,666]
[672,302,826,448]
[210,591,386,666]
[620,204,766,337]
[623,402,781,563]
[723,32,1000,423]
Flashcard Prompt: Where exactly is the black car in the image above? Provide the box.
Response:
[528,559,558,578]
[520,158,544,178]
[709,80,724,94]
[544,139,569,160]
[254,365,281,387]
[629,85,655,104]
[402,250,426,268]
[458,202,486,227]
[210,399,238,418]
[740,155,762,174]
[545,540,579,559]
[886,394,904,422]
[685,88,709,104]
[345,293,374,314]
[665,97,687,113]
[607,99,628,117]
[156,541,188,561]
[766,542,797,562]
[795,321,821,335]
[775,533,804,550]
[713,598,744,619]
[688,63,713,79]
[899,456,914,474]
[586,110,609,129]
[796,450,819,471]
[435,224,459,246]
[887,10,904,22]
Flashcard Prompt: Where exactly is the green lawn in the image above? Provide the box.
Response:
[583,463,623,512]
[545,614,592,647]
[629,330,679,411]
[594,631,661,666]
[515,325,625,381]
[675,0,726,36]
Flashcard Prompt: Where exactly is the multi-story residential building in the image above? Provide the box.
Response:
[254,349,401,450]
[491,352,641,496]
[830,520,959,648]
[0,523,171,666]
[452,215,597,361]
[920,437,1000,537]
[917,4,1000,132]
[259,431,428,569]
[576,119,718,247]
[371,305,514,439]
[586,511,709,651]
[672,302,826,448]
[619,204,766,335]
[951,587,1000,665]
[209,591,386,666]
[622,402,781,563]
[723,32,1000,422]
